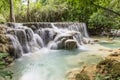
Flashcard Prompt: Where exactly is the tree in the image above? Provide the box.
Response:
[27,0,30,22]
[10,0,15,22]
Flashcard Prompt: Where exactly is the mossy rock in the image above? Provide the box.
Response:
[75,72,90,80]
[111,62,120,79]
[96,59,120,80]
[67,70,90,80]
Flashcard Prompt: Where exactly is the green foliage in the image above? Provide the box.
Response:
[89,0,120,30]
[95,73,110,80]
[89,9,120,29]
[0,53,13,80]
[0,53,8,59]
[0,0,120,30]
[0,0,9,22]
[0,70,13,79]
[0,15,6,24]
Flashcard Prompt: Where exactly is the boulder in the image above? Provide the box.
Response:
[96,59,120,79]
[65,39,77,49]
[54,34,73,42]
[110,29,120,37]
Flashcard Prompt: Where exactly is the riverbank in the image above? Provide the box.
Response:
[0,24,14,63]
[0,24,14,80]
[66,48,120,80]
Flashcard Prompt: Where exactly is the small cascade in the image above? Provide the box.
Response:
[6,22,90,58]
[7,24,44,56]
[68,23,90,45]
[6,34,23,58]
[34,34,44,48]
[68,23,89,37]
[15,29,30,53]
[36,28,56,45]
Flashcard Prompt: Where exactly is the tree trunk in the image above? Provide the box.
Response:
[10,0,15,22]
[27,0,30,22]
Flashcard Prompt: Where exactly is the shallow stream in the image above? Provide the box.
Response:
[9,37,120,80]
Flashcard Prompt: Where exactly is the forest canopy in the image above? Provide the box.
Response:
[0,0,120,29]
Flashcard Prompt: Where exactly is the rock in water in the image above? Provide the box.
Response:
[65,39,77,49]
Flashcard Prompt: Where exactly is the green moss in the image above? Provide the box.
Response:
[75,72,90,80]
[96,59,120,80]
[111,62,120,79]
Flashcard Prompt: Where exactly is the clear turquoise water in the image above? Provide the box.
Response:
[9,37,120,80]
[10,48,103,80]
[99,38,120,49]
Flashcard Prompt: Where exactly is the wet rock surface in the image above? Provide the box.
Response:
[0,24,22,59]
[0,24,14,66]
[66,66,95,80]
[6,22,91,52]
[66,48,120,80]
[65,39,77,49]
[0,25,9,53]
[96,59,120,80]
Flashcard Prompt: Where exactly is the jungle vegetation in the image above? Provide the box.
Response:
[0,0,120,29]
[0,0,120,79]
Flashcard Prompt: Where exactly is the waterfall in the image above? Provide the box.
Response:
[68,23,89,37]
[36,28,56,46]
[7,22,90,57]
[6,34,23,58]
[34,34,44,48]
[7,24,44,55]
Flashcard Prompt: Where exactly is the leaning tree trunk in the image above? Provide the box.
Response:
[91,2,120,16]
[10,0,15,22]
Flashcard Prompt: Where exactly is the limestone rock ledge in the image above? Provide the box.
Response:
[66,48,120,80]
[0,24,14,64]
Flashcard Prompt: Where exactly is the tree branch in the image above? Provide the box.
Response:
[91,2,120,16]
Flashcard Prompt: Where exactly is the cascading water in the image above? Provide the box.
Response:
[6,34,23,58]
[7,22,107,80]
[7,22,90,57]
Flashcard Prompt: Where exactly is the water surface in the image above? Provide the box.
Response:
[10,47,103,80]
[98,37,120,49]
